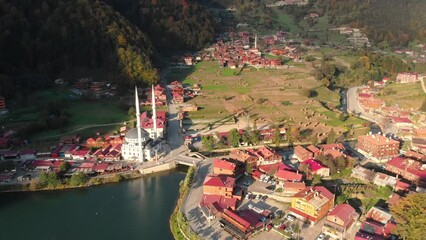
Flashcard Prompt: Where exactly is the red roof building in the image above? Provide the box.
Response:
[92,162,110,173]
[229,149,258,166]
[200,194,238,211]
[203,175,236,198]
[385,157,426,186]
[258,162,292,174]
[323,204,359,239]
[300,159,330,177]
[281,181,306,196]
[275,169,303,182]
[213,159,237,176]
[294,145,313,161]
[357,134,399,161]
[220,209,253,239]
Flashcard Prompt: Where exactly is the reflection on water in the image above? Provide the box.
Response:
[0,169,186,240]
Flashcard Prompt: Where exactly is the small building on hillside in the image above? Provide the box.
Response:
[396,72,419,83]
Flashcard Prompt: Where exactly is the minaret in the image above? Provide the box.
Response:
[135,86,144,162]
[151,84,158,140]
[254,34,257,49]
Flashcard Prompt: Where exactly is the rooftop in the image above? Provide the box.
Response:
[203,175,235,188]
[301,159,328,171]
[327,204,357,227]
[275,169,303,182]
[358,134,399,145]
[213,159,236,172]
[293,186,334,208]
[386,157,426,179]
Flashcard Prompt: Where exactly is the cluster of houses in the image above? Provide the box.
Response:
[357,75,426,140]
[72,78,117,97]
[199,31,303,69]
[394,43,426,64]
[20,159,133,176]
[141,84,167,107]
[168,81,201,105]
[196,130,426,239]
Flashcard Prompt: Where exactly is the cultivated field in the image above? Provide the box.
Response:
[167,61,366,139]
[378,82,425,111]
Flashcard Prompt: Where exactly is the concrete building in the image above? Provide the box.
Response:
[357,134,399,161]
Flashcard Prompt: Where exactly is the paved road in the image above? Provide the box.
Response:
[347,86,385,133]
[182,158,233,240]
[161,68,184,149]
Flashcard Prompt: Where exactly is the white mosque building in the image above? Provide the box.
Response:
[121,86,161,162]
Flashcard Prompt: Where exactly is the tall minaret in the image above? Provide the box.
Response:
[151,84,158,140]
[254,34,257,49]
[135,86,144,162]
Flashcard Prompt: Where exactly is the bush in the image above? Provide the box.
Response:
[69,173,88,186]
[281,101,293,106]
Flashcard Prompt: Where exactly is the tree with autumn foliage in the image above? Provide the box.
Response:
[390,193,426,240]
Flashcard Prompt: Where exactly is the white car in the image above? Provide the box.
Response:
[286,215,296,221]
[316,233,326,240]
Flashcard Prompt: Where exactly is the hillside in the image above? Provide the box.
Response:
[317,0,426,47]
[0,0,216,98]
[104,0,216,52]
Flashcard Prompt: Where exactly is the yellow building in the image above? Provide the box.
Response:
[288,186,335,225]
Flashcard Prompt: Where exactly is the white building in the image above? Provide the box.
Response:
[121,128,156,161]
[121,86,161,162]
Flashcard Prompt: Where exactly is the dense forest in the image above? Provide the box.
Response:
[0,0,216,98]
[105,0,216,52]
[317,0,426,47]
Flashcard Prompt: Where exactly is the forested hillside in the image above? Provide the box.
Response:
[104,0,216,52]
[0,0,216,98]
[317,0,426,47]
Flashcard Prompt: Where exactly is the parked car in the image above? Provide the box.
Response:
[316,233,326,240]
[245,193,251,200]
[279,224,286,230]
[261,195,268,201]
[251,195,257,200]
[284,226,293,233]
[286,214,296,222]
[256,195,262,200]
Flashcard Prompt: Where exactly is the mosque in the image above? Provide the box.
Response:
[121,86,162,162]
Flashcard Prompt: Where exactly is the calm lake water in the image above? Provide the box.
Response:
[0,169,186,240]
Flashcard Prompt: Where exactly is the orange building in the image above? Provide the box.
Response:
[203,175,235,198]
[229,149,258,166]
[357,134,399,161]
[213,159,236,176]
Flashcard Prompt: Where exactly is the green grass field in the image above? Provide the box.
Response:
[5,88,132,141]
[378,82,425,110]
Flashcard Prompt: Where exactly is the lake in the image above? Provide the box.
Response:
[0,169,186,240]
